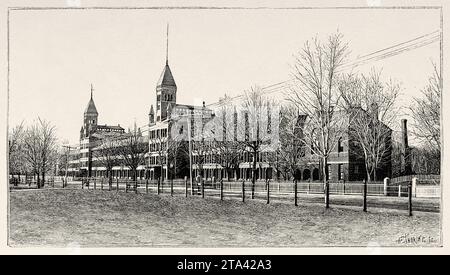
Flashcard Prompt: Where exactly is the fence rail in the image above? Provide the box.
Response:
[9,176,440,214]
[391,174,440,185]
[10,176,439,199]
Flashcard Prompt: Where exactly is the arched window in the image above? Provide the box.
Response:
[312,168,320,181]
[303,169,311,180]
[338,137,344,153]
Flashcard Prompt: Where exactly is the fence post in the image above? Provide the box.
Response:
[82,179,84,189]
[398,185,401,197]
[363,179,367,212]
[201,179,205,199]
[343,181,346,195]
[220,179,224,201]
[135,180,138,194]
[157,178,160,195]
[171,178,174,197]
[408,184,413,216]
[125,178,128,193]
[383,177,390,196]
[146,179,149,194]
[242,180,245,203]
[325,181,330,209]
[294,180,298,206]
[101,178,104,190]
[412,177,417,198]
[94,178,97,190]
[116,178,119,192]
[184,176,188,197]
[266,180,270,205]
[308,181,311,194]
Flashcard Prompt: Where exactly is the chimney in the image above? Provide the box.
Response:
[401,119,412,175]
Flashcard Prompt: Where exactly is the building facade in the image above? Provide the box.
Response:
[73,87,126,178]
[68,30,392,183]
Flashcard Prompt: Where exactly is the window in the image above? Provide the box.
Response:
[338,137,344,153]
[338,164,344,180]
[354,165,359,174]
[327,164,332,181]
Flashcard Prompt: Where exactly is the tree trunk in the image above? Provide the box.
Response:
[252,147,257,199]
[322,157,329,208]
[108,169,113,187]
[37,173,41,189]
[133,168,137,182]
[227,168,232,181]
[41,171,45,188]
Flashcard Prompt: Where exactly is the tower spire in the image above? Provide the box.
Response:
[90,83,94,99]
[166,23,169,65]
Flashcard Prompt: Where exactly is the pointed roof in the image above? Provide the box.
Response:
[157,63,177,88]
[149,104,154,115]
[84,92,98,115]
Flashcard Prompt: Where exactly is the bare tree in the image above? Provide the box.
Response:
[38,118,58,186]
[340,70,400,181]
[92,133,121,186]
[239,86,276,199]
[8,121,27,183]
[167,130,188,179]
[150,128,168,181]
[271,104,310,181]
[209,97,246,181]
[409,62,441,169]
[116,126,147,181]
[22,118,58,188]
[287,32,349,207]
[410,146,440,175]
[191,135,212,181]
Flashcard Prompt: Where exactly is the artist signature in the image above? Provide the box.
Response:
[396,233,439,245]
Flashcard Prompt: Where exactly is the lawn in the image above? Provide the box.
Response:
[9,189,441,247]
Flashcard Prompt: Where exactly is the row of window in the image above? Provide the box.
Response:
[191,151,273,164]
[149,142,166,152]
[149,128,168,139]
[157,93,175,102]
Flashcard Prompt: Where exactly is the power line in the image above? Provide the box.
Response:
[69,30,439,148]
[208,30,440,108]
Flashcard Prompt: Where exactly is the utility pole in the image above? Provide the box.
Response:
[187,111,194,195]
[62,144,74,187]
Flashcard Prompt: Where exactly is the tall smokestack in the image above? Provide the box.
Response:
[401,119,412,175]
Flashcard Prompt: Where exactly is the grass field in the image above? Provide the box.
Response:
[9,189,441,247]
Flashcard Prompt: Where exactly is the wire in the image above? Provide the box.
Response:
[68,30,440,148]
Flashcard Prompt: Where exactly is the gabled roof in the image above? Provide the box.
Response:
[157,63,176,88]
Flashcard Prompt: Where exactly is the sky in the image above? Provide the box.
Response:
[8,7,440,145]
